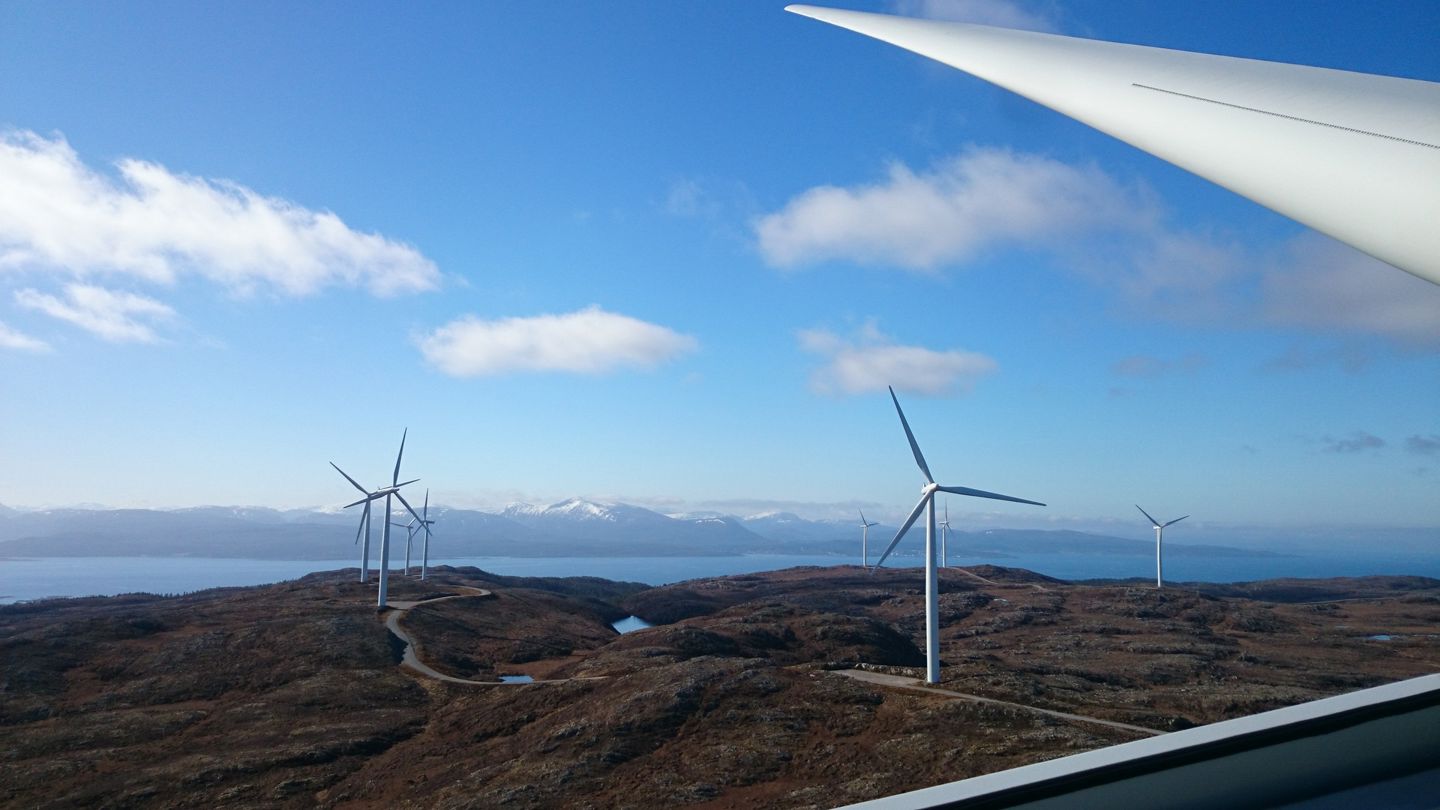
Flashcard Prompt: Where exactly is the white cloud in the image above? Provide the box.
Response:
[416,306,697,378]
[0,129,439,297]
[755,146,1149,271]
[890,0,1059,32]
[0,320,49,352]
[759,148,1439,348]
[15,283,175,344]
[798,322,996,397]
[1261,233,1440,346]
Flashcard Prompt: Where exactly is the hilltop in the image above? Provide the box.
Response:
[2,565,1437,808]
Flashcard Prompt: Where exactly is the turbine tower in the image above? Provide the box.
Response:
[938,501,951,568]
[331,429,425,608]
[416,489,436,580]
[858,509,879,567]
[874,387,1044,684]
[1136,505,1188,589]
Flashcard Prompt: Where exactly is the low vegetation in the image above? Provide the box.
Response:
[2,565,1436,808]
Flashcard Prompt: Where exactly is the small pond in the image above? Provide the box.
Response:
[499,674,534,684]
[612,615,653,634]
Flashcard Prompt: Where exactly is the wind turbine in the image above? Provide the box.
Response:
[331,429,425,608]
[415,489,436,580]
[390,519,419,576]
[858,509,879,567]
[938,501,951,568]
[874,386,1044,684]
[339,489,373,584]
[1137,505,1188,589]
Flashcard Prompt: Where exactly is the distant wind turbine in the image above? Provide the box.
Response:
[858,509,879,567]
[1136,505,1188,589]
[938,501,951,568]
[391,519,419,576]
[416,489,436,580]
[331,429,425,608]
[874,386,1044,684]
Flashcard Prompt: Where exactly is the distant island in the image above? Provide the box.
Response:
[2,564,1436,807]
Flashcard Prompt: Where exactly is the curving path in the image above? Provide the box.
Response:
[383,588,605,686]
[837,668,1163,737]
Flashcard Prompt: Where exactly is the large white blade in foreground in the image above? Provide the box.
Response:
[786,5,1440,285]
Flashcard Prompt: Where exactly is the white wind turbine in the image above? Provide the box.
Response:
[874,387,1044,684]
[938,501,951,568]
[415,489,436,580]
[331,429,425,608]
[858,509,879,567]
[1136,505,1188,589]
[390,519,419,576]
[340,489,374,584]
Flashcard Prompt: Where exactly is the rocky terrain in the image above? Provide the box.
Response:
[2,565,1437,808]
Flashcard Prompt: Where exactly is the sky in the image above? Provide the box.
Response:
[0,0,1437,538]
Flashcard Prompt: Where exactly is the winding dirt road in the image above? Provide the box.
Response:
[383,588,605,686]
[837,668,1163,737]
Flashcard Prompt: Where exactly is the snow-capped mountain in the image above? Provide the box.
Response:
[500,498,766,552]
[741,511,861,549]
[0,499,1294,561]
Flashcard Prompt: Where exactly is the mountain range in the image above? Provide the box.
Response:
[0,498,1279,561]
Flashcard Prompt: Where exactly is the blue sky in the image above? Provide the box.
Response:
[0,0,1436,537]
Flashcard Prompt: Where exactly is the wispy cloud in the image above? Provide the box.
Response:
[798,321,996,397]
[756,146,1150,271]
[15,283,175,344]
[665,179,712,218]
[1111,353,1207,378]
[0,129,439,297]
[416,306,697,378]
[889,0,1060,32]
[1406,435,1440,457]
[0,319,49,352]
[1261,233,1440,346]
[1321,431,1386,454]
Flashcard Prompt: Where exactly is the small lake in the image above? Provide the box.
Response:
[611,615,652,634]
[498,674,534,684]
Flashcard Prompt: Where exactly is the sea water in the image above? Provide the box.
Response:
[2,550,1438,605]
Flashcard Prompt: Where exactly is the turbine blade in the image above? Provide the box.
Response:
[1136,504,1161,527]
[936,484,1044,507]
[330,462,369,495]
[343,494,377,509]
[393,428,407,486]
[889,386,934,485]
[1164,515,1190,527]
[395,491,424,526]
[423,488,430,519]
[782,6,1440,286]
[858,508,867,526]
[355,500,371,545]
[873,495,929,569]
[395,478,420,489]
